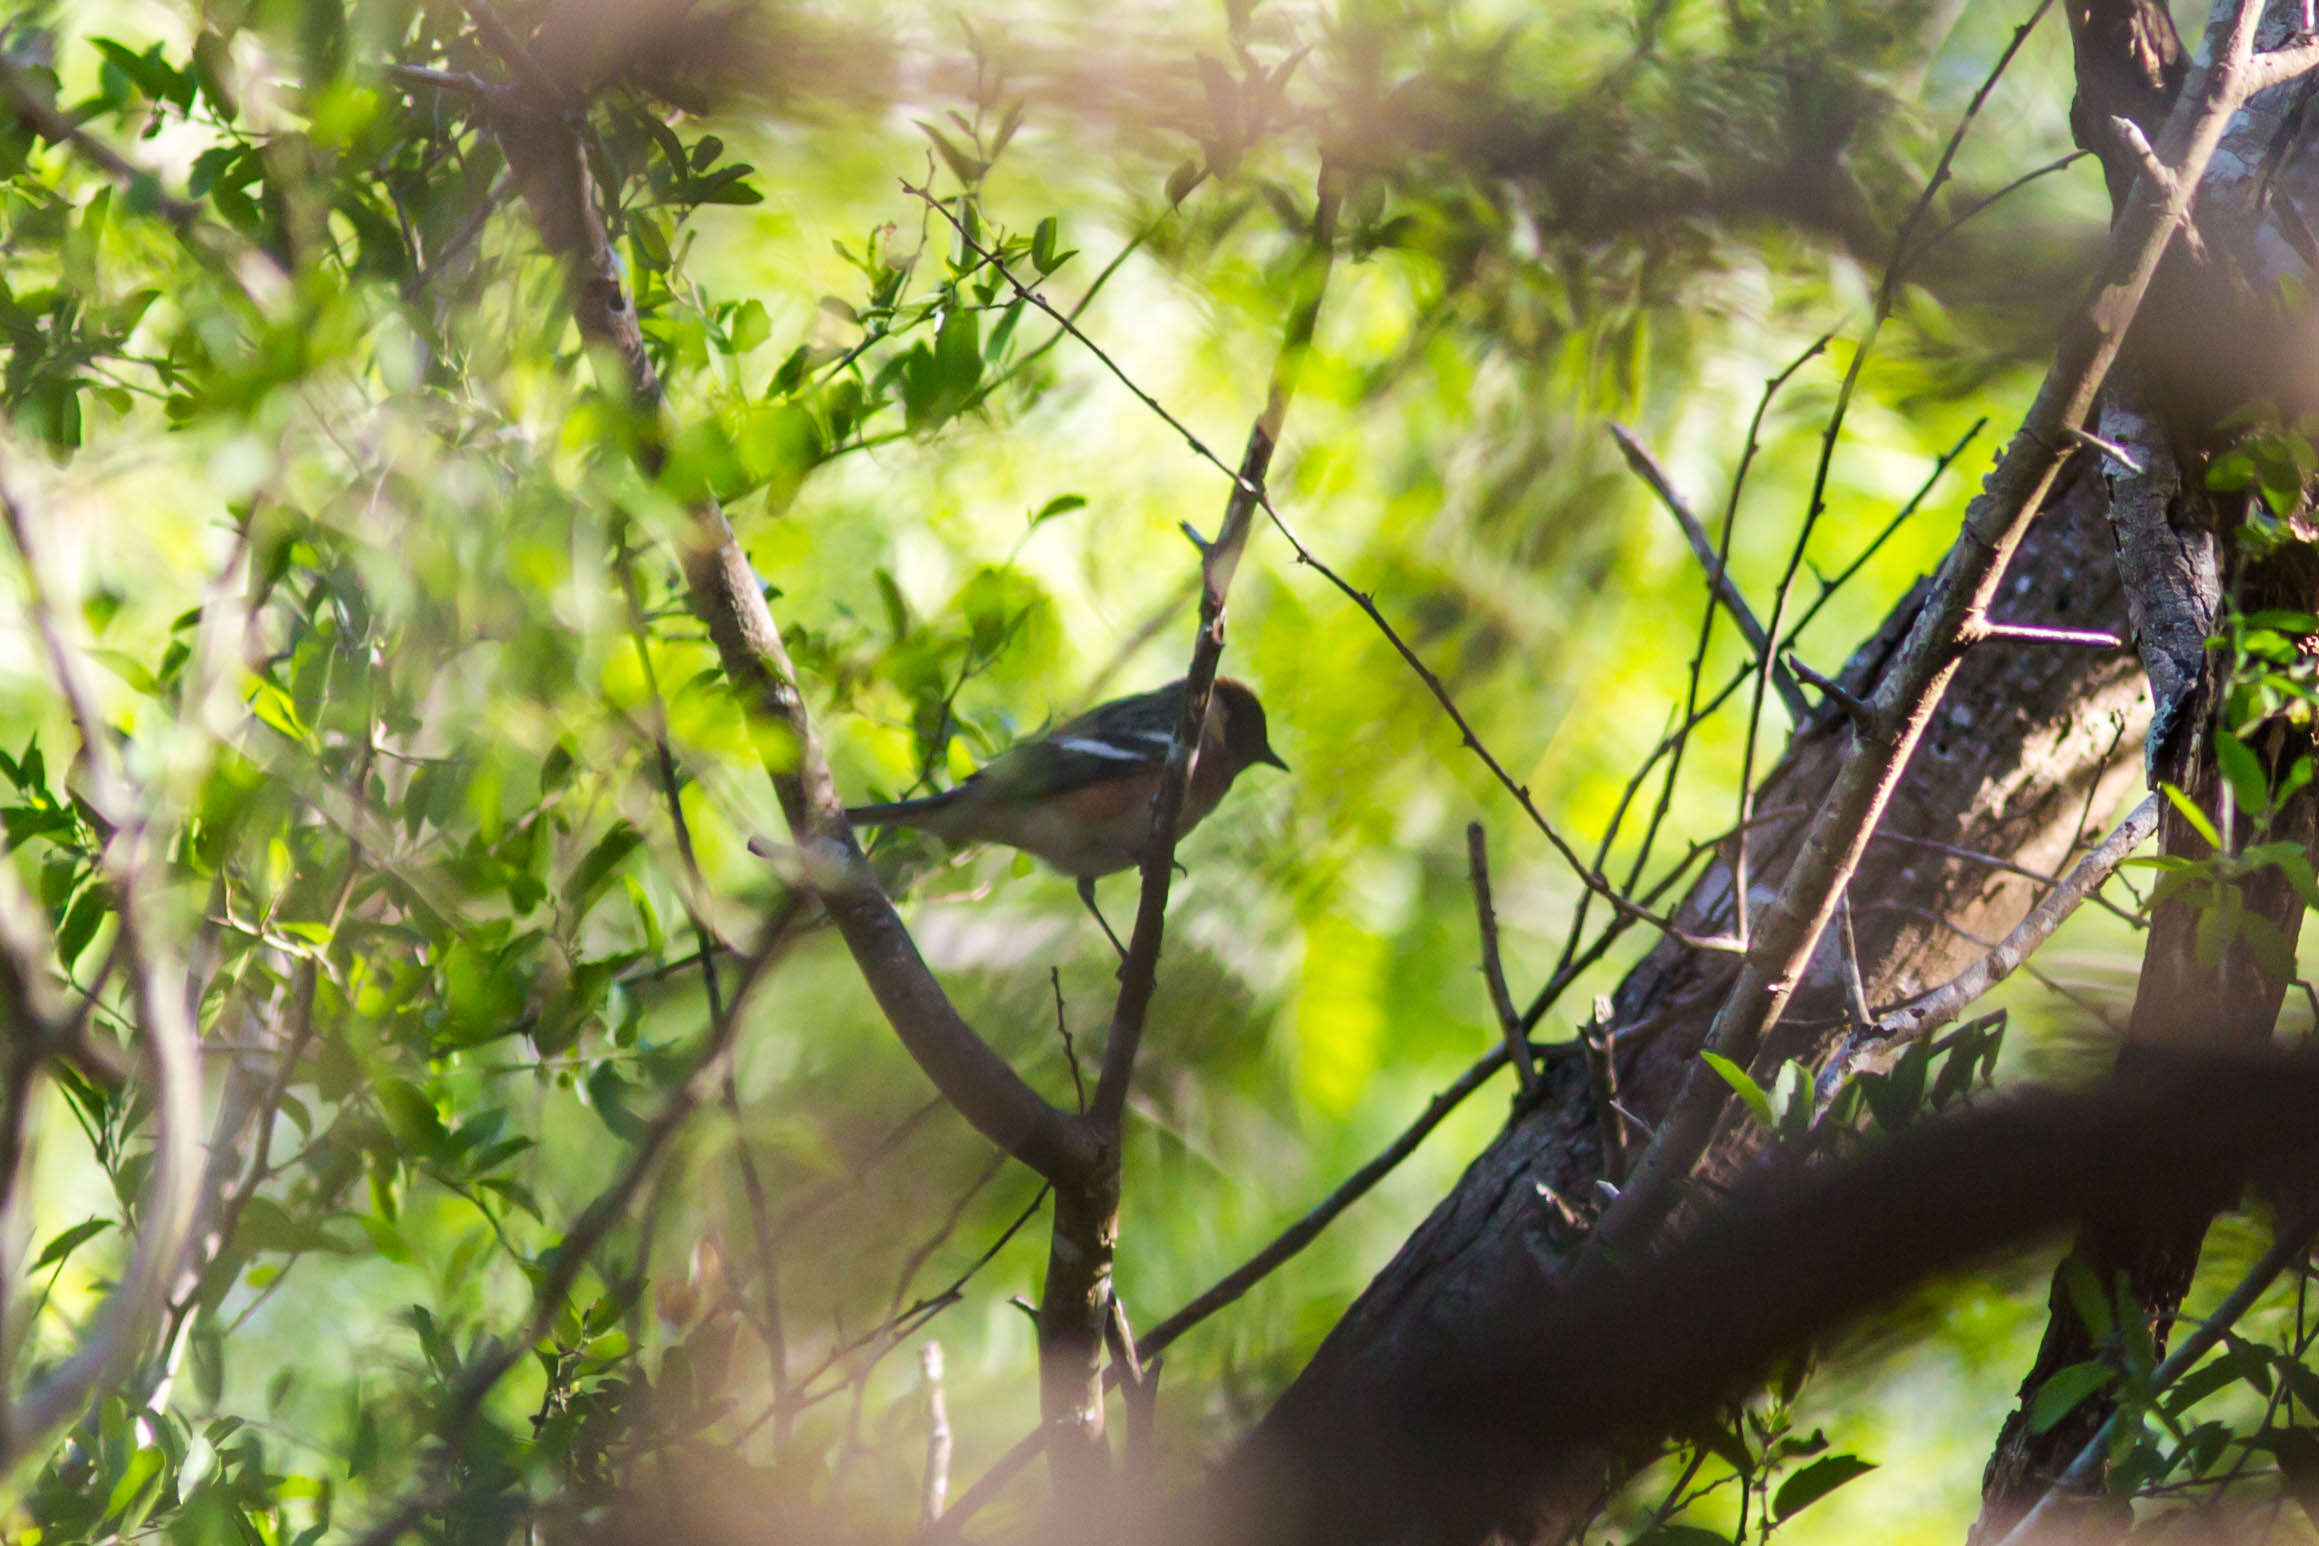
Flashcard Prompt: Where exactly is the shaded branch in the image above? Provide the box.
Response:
[0,459,204,1471]
[1466,823,1533,1091]
[1221,1048,2319,1546]
[1826,794,2160,1089]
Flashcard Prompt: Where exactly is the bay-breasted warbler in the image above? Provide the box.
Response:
[845,676,1286,951]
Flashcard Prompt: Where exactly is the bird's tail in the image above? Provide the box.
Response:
[843,793,956,828]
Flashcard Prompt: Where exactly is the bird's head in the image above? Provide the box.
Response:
[1213,678,1288,776]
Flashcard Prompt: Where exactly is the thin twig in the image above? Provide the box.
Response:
[920,1342,952,1526]
[1824,794,2159,1092]
[1871,826,2144,925]
[1052,967,1086,1112]
[1467,823,1535,1092]
[1607,422,1807,720]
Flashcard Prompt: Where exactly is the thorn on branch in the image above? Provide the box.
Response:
[1785,652,1880,737]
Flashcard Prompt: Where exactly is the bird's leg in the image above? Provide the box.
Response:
[1077,876,1128,961]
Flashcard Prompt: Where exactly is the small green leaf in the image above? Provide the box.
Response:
[2215,731,2271,819]
[915,122,986,185]
[31,1217,111,1272]
[1772,1454,1877,1521]
[1031,493,1087,527]
[2028,1360,2115,1434]
[103,1445,164,1523]
[2159,783,2222,850]
[1701,1051,1773,1126]
[375,1078,447,1155]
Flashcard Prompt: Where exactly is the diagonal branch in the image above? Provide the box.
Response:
[1824,793,2159,1089]
[1590,0,2305,1258]
[414,12,1093,1185]
[1606,422,1808,721]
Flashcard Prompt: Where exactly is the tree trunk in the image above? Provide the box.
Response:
[1238,462,2147,1545]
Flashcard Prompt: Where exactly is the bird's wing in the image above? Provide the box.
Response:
[962,684,1181,803]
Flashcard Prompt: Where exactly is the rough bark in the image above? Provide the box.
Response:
[1968,0,2319,1532]
[1245,460,2146,1543]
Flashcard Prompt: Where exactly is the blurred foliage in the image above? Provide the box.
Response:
[0,0,2311,1543]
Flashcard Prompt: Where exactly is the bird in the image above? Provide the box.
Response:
[842,676,1287,954]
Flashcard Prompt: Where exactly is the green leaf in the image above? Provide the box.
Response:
[1031,493,1087,527]
[2215,731,2271,819]
[1772,1454,1877,1521]
[2028,1360,2115,1434]
[56,883,109,968]
[728,297,770,353]
[103,1445,164,1524]
[31,1216,111,1272]
[569,822,644,918]
[585,1063,650,1140]
[1700,1051,1773,1126]
[2159,783,2222,850]
[915,122,986,186]
[1031,216,1059,272]
[375,1079,447,1156]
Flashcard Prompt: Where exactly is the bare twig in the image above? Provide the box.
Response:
[1870,825,2144,925]
[1467,823,1535,1092]
[1581,999,1629,1185]
[1785,653,1878,735]
[1966,621,2125,650]
[1606,422,1807,720]
[1264,514,1745,955]
[1052,967,1086,1113]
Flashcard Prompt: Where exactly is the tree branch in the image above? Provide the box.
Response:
[1607,422,1807,721]
[1825,793,2159,1088]
[1467,823,1535,1091]
[1591,0,2300,1258]
[430,16,1093,1184]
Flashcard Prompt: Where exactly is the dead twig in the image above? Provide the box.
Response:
[1467,823,1535,1092]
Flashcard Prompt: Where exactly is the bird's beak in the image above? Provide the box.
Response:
[1258,746,1289,771]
